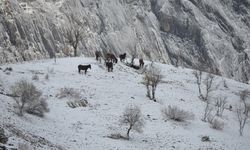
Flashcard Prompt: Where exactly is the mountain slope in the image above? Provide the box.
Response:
[0,0,250,83]
[0,57,249,150]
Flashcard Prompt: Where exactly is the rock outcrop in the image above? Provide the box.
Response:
[0,0,249,83]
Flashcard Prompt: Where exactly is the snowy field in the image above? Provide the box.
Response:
[0,57,250,150]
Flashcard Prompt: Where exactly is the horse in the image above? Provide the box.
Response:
[105,62,113,72]
[78,64,91,74]
[139,58,144,68]
[95,51,102,61]
[119,53,126,62]
[106,53,118,63]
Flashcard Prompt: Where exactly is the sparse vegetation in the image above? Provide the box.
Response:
[57,87,81,99]
[32,74,39,80]
[215,96,227,117]
[67,99,88,108]
[0,127,8,144]
[142,63,163,101]
[236,105,249,136]
[161,105,194,122]
[11,79,49,117]
[119,105,145,140]
[202,99,213,122]
[208,116,224,130]
[239,90,250,114]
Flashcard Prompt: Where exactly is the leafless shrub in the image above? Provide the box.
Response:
[236,106,249,136]
[57,87,81,99]
[239,90,250,114]
[208,116,224,130]
[11,80,49,117]
[215,96,227,117]
[32,74,39,81]
[0,127,8,144]
[142,63,163,101]
[193,71,216,102]
[161,105,194,122]
[67,99,88,108]
[193,69,202,96]
[202,99,213,122]
[119,105,145,140]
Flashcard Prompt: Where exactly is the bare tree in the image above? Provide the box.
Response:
[236,106,249,136]
[215,96,227,117]
[193,69,202,96]
[193,71,215,102]
[142,63,163,101]
[66,26,84,57]
[202,99,213,122]
[11,80,49,117]
[119,105,145,140]
[239,90,250,114]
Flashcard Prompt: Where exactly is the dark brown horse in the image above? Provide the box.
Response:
[78,64,91,74]
[106,53,118,63]
[119,53,126,62]
[139,58,144,68]
[95,51,102,61]
[105,62,113,72]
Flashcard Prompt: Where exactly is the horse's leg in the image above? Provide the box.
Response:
[85,69,87,74]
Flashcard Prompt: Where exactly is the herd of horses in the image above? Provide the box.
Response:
[78,51,144,74]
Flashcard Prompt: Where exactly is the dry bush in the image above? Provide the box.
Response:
[119,105,145,140]
[0,127,8,144]
[67,100,88,108]
[239,90,250,114]
[32,74,39,80]
[161,105,194,122]
[215,96,227,117]
[11,79,49,117]
[208,116,224,130]
[236,106,249,136]
[57,87,81,99]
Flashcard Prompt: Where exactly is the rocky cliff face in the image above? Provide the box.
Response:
[0,0,249,83]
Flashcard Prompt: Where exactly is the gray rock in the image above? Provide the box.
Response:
[0,0,249,83]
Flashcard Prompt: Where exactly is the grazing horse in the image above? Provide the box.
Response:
[139,58,144,68]
[119,53,126,62]
[106,53,118,63]
[95,51,102,61]
[105,62,113,72]
[78,64,91,74]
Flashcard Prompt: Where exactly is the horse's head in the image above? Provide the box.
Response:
[88,64,91,69]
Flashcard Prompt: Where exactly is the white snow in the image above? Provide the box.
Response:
[0,57,250,150]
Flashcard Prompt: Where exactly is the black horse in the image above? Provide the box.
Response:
[78,64,91,74]
[119,53,126,62]
[105,62,113,72]
[139,58,144,68]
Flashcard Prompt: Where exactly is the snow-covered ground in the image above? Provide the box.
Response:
[0,57,249,150]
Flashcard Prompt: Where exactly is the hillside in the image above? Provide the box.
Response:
[0,57,249,150]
